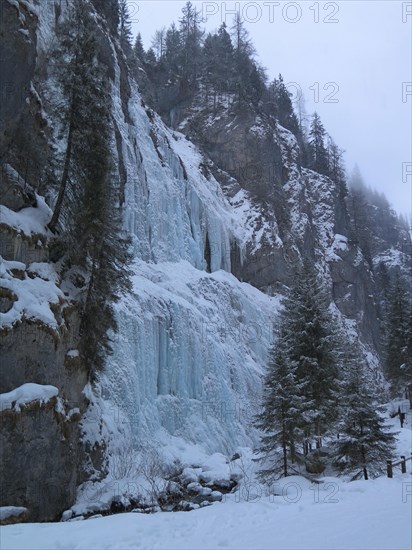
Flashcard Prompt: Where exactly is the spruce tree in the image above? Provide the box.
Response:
[203,24,234,105]
[285,261,340,451]
[255,260,341,482]
[49,0,100,232]
[347,186,374,268]
[327,136,349,234]
[133,32,145,62]
[384,273,411,397]
[268,74,300,135]
[49,0,132,377]
[332,347,397,480]
[255,329,305,481]
[178,1,203,92]
[308,112,329,175]
[119,0,133,53]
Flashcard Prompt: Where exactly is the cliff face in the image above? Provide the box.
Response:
[0,0,107,522]
[0,0,410,523]
[173,102,385,350]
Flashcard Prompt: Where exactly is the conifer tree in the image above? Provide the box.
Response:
[327,136,349,233]
[230,12,254,57]
[49,0,131,377]
[332,346,396,480]
[254,329,304,481]
[119,0,133,53]
[230,13,262,105]
[308,112,329,175]
[384,273,411,396]
[151,27,166,60]
[347,186,374,267]
[133,32,145,62]
[255,260,340,481]
[145,48,157,66]
[164,23,181,72]
[179,1,203,91]
[285,261,340,451]
[203,24,234,104]
[267,74,299,134]
[49,0,100,232]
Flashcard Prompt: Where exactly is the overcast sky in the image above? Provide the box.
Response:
[129,1,412,217]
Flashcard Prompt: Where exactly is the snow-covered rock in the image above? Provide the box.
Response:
[0,383,58,412]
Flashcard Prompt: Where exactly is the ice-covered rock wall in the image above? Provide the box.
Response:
[93,55,282,457]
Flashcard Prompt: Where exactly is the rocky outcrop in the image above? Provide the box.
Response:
[0,0,115,523]
[0,0,37,158]
[0,396,81,522]
[173,100,386,351]
[0,289,91,521]
[0,164,37,212]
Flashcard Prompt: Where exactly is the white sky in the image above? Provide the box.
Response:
[128,1,412,216]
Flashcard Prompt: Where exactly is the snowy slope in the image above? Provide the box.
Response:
[2,474,410,550]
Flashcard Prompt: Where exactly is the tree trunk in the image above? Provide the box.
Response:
[360,443,368,480]
[48,99,75,232]
[282,416,288,478]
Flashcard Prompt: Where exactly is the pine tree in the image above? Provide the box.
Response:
[49,0,100,232]
[332,347,397,480]
[327,136,349,234]
[203,24,234,106]
[49,0,132,377]
[161,23,182,85]
[216,22,234,88]
[255,260,341,482]
[145,48,157,66]
[133,32,145,62]
[384,273,411,396]
[230,13,261,105]
[284,261,340,451]
[230,12,254,57]
[347,186,374,268]
[308,112,329,175]
[118,0,133,53]
[254,329,305,481]
[178,1,203,92]
[267,74,299,134]
[151,27,166,60]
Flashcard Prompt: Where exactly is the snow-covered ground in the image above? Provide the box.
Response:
[1,406,410,550]
[1,474,410,550]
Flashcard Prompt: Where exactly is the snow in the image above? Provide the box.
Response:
[27,262,60,284]
[374,248,407,269]
[0,383,58,412]
[0,256,64,329]
[0,507,27,521]
[0,195,51,237]
[1,475,410,549]
[95,259,280,458]
[2,405,411,548]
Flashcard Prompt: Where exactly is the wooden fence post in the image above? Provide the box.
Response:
[401,456,406,474]
[387,459,393,478]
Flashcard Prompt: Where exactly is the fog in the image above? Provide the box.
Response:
[129,1,412,216]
